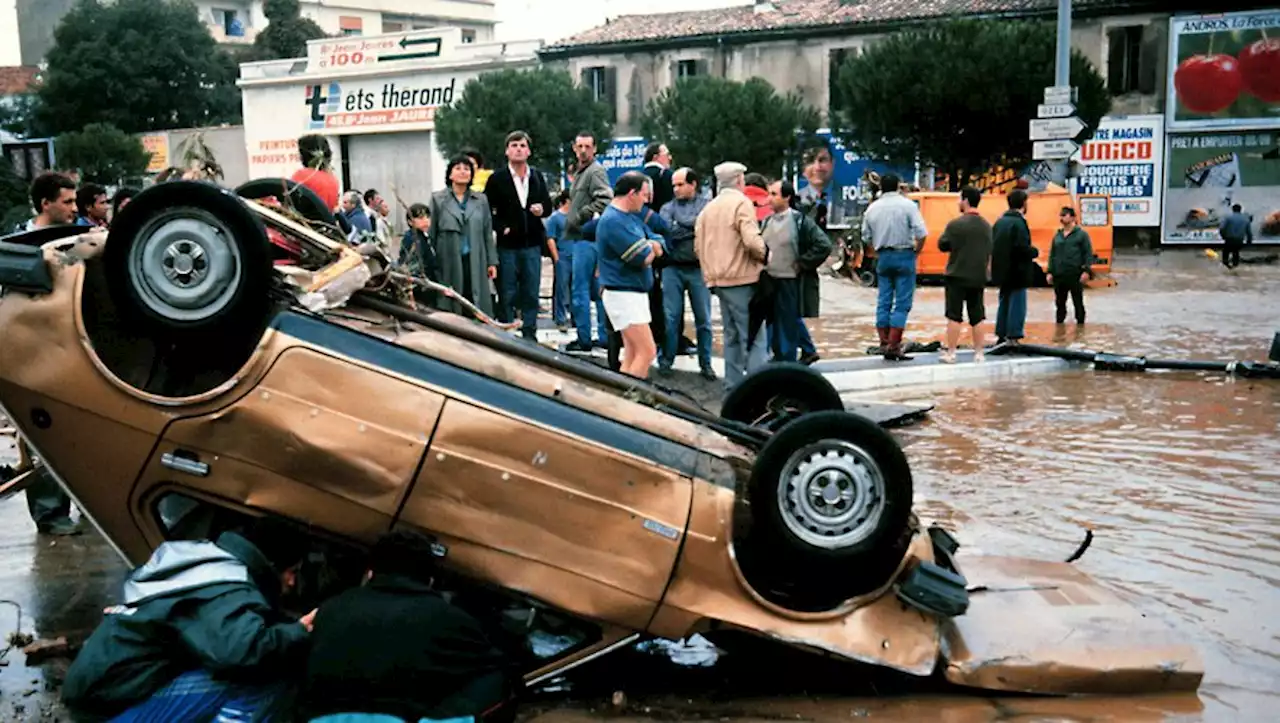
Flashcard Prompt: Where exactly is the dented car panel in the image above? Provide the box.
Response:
[941,555,1204,694]
[0,229,1205,697]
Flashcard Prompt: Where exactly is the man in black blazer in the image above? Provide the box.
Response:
[486,130,555,341]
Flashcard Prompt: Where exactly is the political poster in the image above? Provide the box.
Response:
[796,130,914,229]
[1071,115,1164,227]
[597,137,649,186]
[1166,9,1280,131]
[1163,129,1280,244]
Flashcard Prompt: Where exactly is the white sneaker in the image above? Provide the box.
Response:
[974,350,986,363]
[939,349,957,364]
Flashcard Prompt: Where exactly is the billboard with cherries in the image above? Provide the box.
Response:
[1166,9,1280,131]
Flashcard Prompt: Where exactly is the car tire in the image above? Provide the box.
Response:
[104,180,273,340]
[720,363,843,430]
[857,269,877,287]
[235,177,338,229]
[741,410,913,611]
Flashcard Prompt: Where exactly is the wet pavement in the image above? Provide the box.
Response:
[1,248,1277,721]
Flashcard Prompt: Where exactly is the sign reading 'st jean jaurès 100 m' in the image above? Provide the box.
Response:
[1071,115,1165,228]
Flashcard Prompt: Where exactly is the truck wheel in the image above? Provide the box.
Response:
[104,181,273,340]
[742,411,913,610]
[721,363,843,430]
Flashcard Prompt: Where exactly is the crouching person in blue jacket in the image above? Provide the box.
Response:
[595,171,666,378]
[61,517,315,722]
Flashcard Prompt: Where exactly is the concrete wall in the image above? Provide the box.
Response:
[551,12,1169,135]
[15,0,76,66]
[0,0,19,66]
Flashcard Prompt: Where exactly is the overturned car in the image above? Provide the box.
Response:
[0,180,1202,695]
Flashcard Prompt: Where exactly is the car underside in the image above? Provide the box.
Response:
[0,179,1204,697]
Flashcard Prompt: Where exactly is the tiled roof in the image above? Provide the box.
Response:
[0,66,40,95]
[546,0,1129,51]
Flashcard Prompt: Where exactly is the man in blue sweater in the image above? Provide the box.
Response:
[596,171,665,378]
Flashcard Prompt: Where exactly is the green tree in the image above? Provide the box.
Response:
[249,0,327,61]
[831,18,1111,188]
[640,76,821,182]
[55,123,151,185]
[435,67,614,175]
[36,0,242,135]
[0,157,30,232]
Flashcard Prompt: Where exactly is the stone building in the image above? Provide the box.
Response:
[537,0,1244,134]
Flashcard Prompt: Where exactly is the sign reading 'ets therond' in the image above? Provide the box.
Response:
[305,78,458,131]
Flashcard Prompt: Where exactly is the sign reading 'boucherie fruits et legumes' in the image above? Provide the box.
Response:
[1167,9,1280,131]
[1071,115,1165,227]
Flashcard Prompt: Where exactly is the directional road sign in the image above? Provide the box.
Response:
[379,36,442,63]
[1033,140,1080,160]
[1037,102,1076,118]
[1043,85,1075,104]
[1029,116,1087,141]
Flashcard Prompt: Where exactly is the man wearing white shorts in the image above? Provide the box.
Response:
[596,172,666,378]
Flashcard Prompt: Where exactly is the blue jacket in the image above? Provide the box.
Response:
[1219,211,1253,244]
[595,205,663,292]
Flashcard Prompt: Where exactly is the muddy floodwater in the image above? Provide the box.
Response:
[0,249,1276,722]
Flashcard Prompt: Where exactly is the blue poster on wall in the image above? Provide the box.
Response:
[795,130,914,229]
[597,137,649,186]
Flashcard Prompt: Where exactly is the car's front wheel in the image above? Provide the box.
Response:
[720,363,843,430]
[738,411,914,612]
[104,181,274,340]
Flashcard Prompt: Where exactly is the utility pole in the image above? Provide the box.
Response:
[1055,0,1072,86]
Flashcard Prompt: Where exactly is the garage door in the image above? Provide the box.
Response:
[345,131,437,237]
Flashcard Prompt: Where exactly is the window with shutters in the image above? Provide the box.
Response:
[828,47,854,116]
[582,66,618,123]
[462,29,476,44]
[1107,25,1156,95]
[677,60,700,78]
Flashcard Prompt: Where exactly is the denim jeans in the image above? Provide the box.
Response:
[109,668,288,722]
[553,240,573,326]
[798,320,816,356]
[570,240,609,346]
[661,265,713,371]
[715,284,768,390]
[995,287,1028,340]
[497,247,542,338]
[770,277,803,362]
[875,249,917,329]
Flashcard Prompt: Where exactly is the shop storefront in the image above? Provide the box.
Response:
[1163,8,1280,245]
[238,28,538,218]
[1072,115,1165,230]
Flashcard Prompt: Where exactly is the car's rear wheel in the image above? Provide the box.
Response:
[721,363,843,430]
[739,411,913,611]
[235,177,339,229]
[105,181,273,340]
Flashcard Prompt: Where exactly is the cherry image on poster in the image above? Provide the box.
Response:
[1239,37,1280,104]
[1174,54,1243,114]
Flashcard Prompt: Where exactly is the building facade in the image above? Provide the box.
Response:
[195,0,497,46]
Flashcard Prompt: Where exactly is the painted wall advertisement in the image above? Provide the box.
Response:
[1163,129,1280,244]
[796,130,914,229]
[1071,115,1164,227]
[1167,9,1280,131]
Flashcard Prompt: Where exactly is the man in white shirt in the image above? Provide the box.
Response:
[485,130,554,341]
[861,173,928,361]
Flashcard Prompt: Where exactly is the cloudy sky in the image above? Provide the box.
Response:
[494,0,752,43]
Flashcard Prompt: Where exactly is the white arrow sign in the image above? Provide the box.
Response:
[1030,116,1087,141]
[1044,85,1074,104]
[1038,102,1076,118]
[1033,139,1080,160]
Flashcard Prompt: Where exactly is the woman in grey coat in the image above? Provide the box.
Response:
[427,156,498,317]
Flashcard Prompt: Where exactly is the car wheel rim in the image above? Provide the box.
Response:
[777,440,885,550]
[128,208,242,323]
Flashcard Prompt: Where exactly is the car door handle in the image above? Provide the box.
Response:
[161,451,210,478]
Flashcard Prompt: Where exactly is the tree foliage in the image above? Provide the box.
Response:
[435,67,614,175]
[0,157,30,231]
[831,18,1111,187]
[249,0,327,62]
[55,123,152,185]
[640,76,821,182]
[36,0,242,135]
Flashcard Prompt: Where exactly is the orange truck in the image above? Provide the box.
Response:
[908,188,1114,285]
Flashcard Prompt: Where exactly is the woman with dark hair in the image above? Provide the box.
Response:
[428,156,497,317]
[290,134,340,213]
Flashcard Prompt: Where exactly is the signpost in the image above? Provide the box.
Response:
[1043,86,1074,105]
[1030,116,1087,141]
[1037,102,1076,118]
[1033,139,1080,160]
